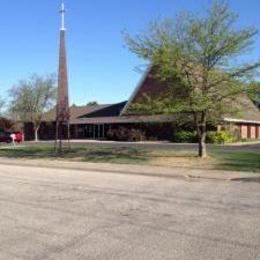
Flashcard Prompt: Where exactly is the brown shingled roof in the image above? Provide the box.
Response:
[121,67,260,123]
[224,95,260,122]
[121,67,170,115]
[42,104,112,122]
[41,68,259,125]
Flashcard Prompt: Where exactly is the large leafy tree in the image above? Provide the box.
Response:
[0,117,14,131]
[248,82,260,109]
[0,97,4,115]
[0,96,14,131]
[9,74,57,141]
[124,0,260,157]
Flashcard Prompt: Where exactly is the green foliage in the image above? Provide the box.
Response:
[206,131,237,144]
[86,101,98,106]
[174,131,197,143]
[124,0,260,157]
[9,74,56,125]
[8,74,57,141]
[173,130,237,144]
[247,82,260,109]
[124,0,259,117]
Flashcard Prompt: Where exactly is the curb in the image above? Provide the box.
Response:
[0,157,258,182]
[0,159,192,181]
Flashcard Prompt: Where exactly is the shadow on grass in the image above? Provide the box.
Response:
[0,145,149,165]
[211,150,260,173]
[0,144,259,173]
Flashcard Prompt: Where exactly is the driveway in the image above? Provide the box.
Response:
[0,164,259,259]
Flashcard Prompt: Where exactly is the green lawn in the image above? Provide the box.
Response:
[211,150,260,172]
[0,144,150,165]
[0,143,259,173]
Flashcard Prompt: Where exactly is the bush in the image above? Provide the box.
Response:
[174,131,197,143]
[107,127,146,142]
[173,130,237,144]
[206,131,236,144]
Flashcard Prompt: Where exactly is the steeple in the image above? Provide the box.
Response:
[60,1,66,31]
[56,1,70,151]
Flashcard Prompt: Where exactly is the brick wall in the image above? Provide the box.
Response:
[239,124,260,139]
[250,125,256,139]
[240,125,248,139]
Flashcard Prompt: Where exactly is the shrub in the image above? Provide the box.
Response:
[174,131,197,143]
[173,130,237,144]
[107,127,146,142]
[206,131,237,144]
[128,128,146,142]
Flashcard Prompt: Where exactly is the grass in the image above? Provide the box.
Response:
[0,144,149,165]
[211,150,260,172]
[0,143,259,173]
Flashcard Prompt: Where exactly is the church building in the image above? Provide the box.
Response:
[24,68,260,141]
[23,2,260,142]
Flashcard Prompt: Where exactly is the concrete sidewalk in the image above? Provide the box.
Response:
[0,157,259,181]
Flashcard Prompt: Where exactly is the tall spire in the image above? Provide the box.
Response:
[60,1,66,31]
[56,1,70,152]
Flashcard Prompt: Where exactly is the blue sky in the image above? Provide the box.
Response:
[0,0,259,105]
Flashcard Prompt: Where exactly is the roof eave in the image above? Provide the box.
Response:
[223,117,260,125]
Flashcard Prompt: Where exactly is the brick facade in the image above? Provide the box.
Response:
[240,125,248,139]
[239,124,260,140]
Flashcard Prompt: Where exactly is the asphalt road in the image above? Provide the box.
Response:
[0,164,259,260]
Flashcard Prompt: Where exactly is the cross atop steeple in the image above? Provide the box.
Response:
[60,1,66,31]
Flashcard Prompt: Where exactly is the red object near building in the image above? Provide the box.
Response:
[13,132,24,143]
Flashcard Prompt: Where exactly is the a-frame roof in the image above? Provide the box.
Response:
[120,66,171,116]
[120,66,260,123]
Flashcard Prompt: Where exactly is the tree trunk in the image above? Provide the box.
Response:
[198,130,207,158]
[194,112,207,158]
[34,126,39,142]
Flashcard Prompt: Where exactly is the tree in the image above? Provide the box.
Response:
[0,97,4,115]
[124,0,260,157]
[9,74,57,141]
[0,117,14,131]
[248,82,260,109]
[86,101,98,106]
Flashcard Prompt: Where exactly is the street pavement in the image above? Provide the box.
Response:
[0,164,259,259]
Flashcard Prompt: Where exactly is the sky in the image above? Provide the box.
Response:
[0,0,259,106]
